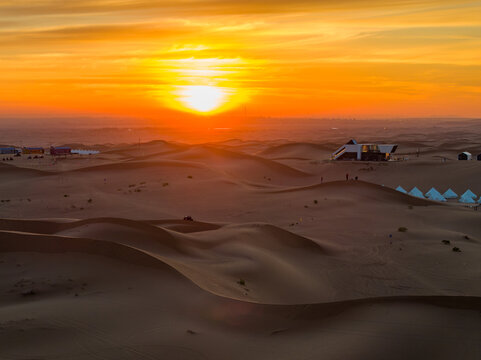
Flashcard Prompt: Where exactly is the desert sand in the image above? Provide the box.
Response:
[0,119,480,359]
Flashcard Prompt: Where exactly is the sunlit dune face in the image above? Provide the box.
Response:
[153,55,250,116]
[177,85,228,113]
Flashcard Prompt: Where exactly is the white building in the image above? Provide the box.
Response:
[332,139,398,161]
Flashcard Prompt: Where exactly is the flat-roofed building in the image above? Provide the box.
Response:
[23,147,45,154]
[332,139,398,161]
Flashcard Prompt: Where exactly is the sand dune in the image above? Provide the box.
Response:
[259,142,335,160]
[271,180,436,206]
[70,159,204,173]
[103,139,185,157]
[0,163,51,179]
[1,122,480,359]
[122,144,316,186]
[1,213,479,305]
[157,145,311,174]
[0,249,478,360]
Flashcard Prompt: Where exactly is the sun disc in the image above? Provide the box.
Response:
[177,85,227,113]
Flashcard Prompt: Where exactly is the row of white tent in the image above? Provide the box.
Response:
[396,186,480,204]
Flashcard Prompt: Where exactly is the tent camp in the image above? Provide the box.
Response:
[408,187,424,198]
[427,192,447,202]
[425,187,442,198]
[396,185,407,194]
[443,188,458,199]
[461,189,477,199]
[459,195,476,204]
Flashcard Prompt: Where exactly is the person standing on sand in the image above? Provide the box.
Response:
[321,177,323,183]
[346,173,349,181]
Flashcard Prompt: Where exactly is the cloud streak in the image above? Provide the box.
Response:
[0,0,480,118]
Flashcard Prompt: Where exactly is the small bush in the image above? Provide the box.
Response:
[128,184,136,188]
[452,247,461,252]
[64,194,69,198]
[162,182,169,187]
[237,279,246,286]
[314,200,318,204]
[187,175,193,179]
[398,227,408,232]
[441,240,450,245]
[87,198,93,203]
[464,235,470,240]
[304,205,309,208]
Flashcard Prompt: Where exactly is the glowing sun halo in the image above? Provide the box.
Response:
[155,55,251,115]
[177,85,226,113]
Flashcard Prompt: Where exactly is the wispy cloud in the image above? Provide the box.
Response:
[0,0,480,118]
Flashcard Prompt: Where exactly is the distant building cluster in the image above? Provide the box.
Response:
[331,140,481,162]
[0,146,99,158]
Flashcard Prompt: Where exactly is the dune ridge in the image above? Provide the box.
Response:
[1,215,479,305]
[1,125,481,359]
[269,180,437,205]
[259,142,336,159]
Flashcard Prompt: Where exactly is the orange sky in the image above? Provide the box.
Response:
[1,0,480,123]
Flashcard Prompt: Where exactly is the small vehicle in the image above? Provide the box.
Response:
[183,216,194,221]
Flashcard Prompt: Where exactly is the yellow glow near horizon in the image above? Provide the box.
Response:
[1,1,480,119]
[177,85,227,113]
[156,56,249,115]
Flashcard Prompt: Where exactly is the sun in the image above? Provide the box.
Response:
[152,55,251,115]
[177,85,227,113]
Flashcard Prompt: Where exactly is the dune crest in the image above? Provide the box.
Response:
[1,215,479,305]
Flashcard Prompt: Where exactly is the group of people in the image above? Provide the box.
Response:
[346,173,359,181]
[1,157,14,161]
[319,173,359,183]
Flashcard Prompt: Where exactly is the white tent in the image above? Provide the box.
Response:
[409,187,424,198]
[459,195,476,204]
[427,192,447,202]
[396,185,407,194]
[442,188,458,199]
[458,152,472,160]
[425,187,442,198]
[461,189,477,199]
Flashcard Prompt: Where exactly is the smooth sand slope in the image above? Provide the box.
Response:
[1,122,480,359]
